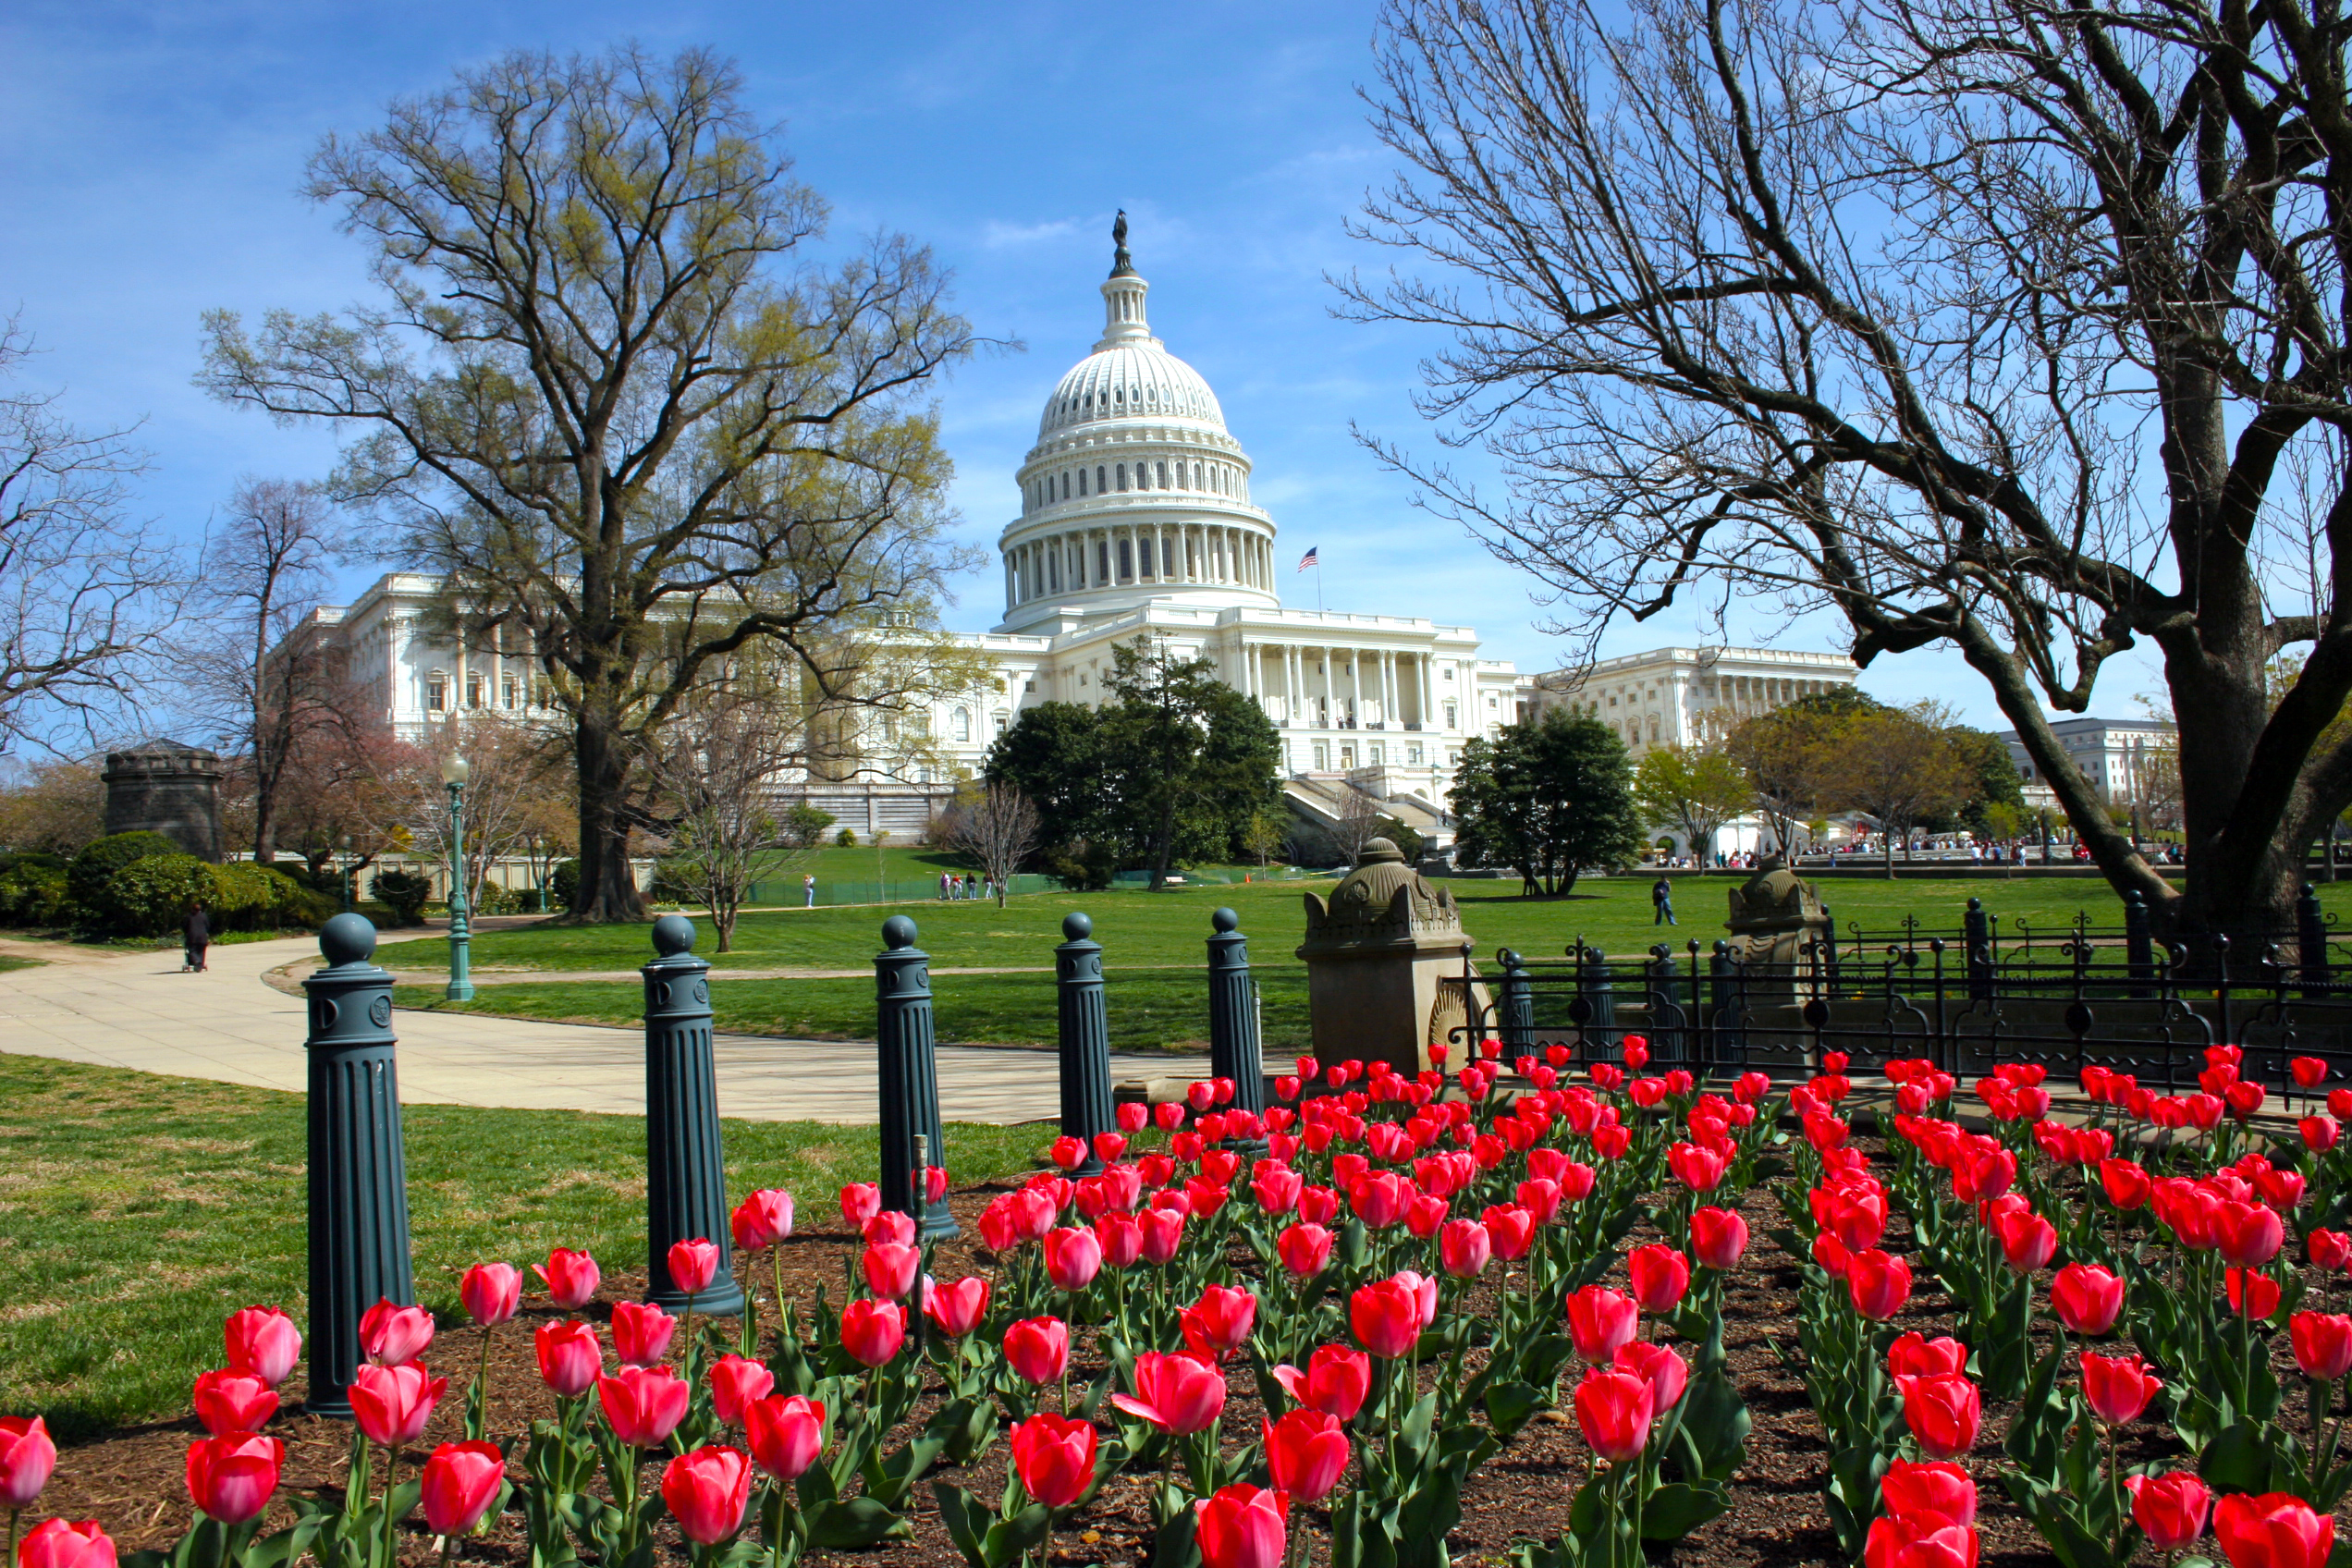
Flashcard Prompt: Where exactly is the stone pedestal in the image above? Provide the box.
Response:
[1297,839,1488,1073]
[1723,859,1832,987]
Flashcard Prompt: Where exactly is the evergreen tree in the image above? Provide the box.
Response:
[1099,638,1280,887]
[1452,709,1642,895]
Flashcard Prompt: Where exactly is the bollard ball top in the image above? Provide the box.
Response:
[651,913,697,957]
[1211,906,1239,934]
[1061,911,1092,941]
[882,914,918,949]
[319,912,378,968]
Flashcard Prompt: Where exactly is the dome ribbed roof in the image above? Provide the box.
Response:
[1040,344,1224,436]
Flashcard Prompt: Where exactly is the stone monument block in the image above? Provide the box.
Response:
[1297,838,1488,1073]
[102,740,225,862]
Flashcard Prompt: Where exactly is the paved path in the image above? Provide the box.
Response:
[0,929,1182,1124]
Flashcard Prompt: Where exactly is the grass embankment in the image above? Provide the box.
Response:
[382,872,2304,1052]
[0,1053,1044,1439]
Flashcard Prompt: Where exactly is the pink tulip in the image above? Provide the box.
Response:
[17,1519,116,1568]
[420,1440,507,1536]
[611,1301,678,1367]
[743,1395,826,1481]
[459,1263,522,1329]
[706,1354,776,1426]
[359,1299,435,1366]
[350,1362,448,1448]
[1043,1228,1103,1292]
[184,1434,283,1525]
[661,1446,753,1545]
[861,1242,922,1301]
[598,1366,691,1448]
[923,1276,991,1339]
[191,1369,279,1436]
[0,1415,55,1507]
[1110,1351,1227,1434]
[730,1189,795,1251]
[1194,1485,1288,1568]
[667,1238,721,1297]
[534,1248,600,1310]
[222,1308,300,1387]
[535,1320,603,1398]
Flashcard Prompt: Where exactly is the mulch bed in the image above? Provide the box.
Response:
[31,1165,2332,1566]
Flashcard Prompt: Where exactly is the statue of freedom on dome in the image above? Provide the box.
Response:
[1111,209,1134,276]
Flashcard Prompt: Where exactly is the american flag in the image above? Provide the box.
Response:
[1297,546,1318,571]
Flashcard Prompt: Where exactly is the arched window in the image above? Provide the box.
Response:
[1157,461,1169,488]
[1096,466,1107,494]
[1119,539,1133,579]
[1117,464,1129,492]
[1060,472,1070,499]
[953,707,971,741]
[1079,468,1089,496]
[1097,540,1110,581]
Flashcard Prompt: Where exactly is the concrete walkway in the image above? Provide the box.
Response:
[0,928,1179,1125]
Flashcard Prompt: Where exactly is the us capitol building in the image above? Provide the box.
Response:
[299,224,1853,854]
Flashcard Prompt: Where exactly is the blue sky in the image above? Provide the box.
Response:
[0,0,2089,729]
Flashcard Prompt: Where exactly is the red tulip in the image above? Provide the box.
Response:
[1863,1511,1979,1568]
[1992,1208,2058,1273]
[611,1301,678,1367]
[459,1263,521,1329]
[661,1446,752,1545]
[598,1366,690,1448]
[1574,1367,1655,1463]
[2294,1056,2329,1088]
[924,1275,991,1339]
[2292,1312,2352,1380]
[1667,1142,1726,1194]
[1183,1285,1258,1362]
[2312,1229,2352,1272]
[359,1299,435,1366]
[865,1210,917,1247]
[350,1362,447,1447]
[184,1433,284,1525]
[2219,1202,2285,1268]
[1277,1221,1335,1279]
[1272,1345,1372,1422]
[2101,1159,2152,1211]
[667,1238,721,1298]
[1689,1207,1749,1270]
[1824,1188,1888,1251]
[2229,1268,2285,1319]
[1628,1245,1691,1314]
[1566,1286,1640,1362]
[1886,1333,1968,1378]
[2051,1264,2125,1335]
[17,1519,115,1568]
[1005,1317,1070,1385]
[1881,1459,1976,1526]
[1194,1484,1289,1568]
[1612,1340,1689,1413]
[2125,1471,2211,1551]
[1139,1207,1186,1265]
[1110,1351,1228,1434]
[1482,1204,1537,1262]
[2213,1491,2334,1568]
[1011,1413,1098,1509]
[534,1247,601,1310]
[839,1182,882,1227]
[706,1354,775,1426]
[2081,1352,2162,1425]
[1263,1410,1350,1503]
[0,1415,55,1507]
[1440,1219,1493,1279]
[730,1189,795,1250]
[535,1320,603,1398]
[743,1394,826,1481]
[2302,1117,2340,1154]
[839,1299,907,1367]
[420,1440,506,1535]
[1846,1249,1914,1320]
[1896,1373,1982,1460]
[223,1307,300,1388]
[1351,1278,1426,1360]
[861,1242,922,1301]
[191,1369,278,1436]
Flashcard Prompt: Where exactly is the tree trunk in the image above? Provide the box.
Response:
[1883,830,1894,881]
[252,790,278,866]
[572,717,648,922]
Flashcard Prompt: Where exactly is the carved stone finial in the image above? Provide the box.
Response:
[1110,209,1134,277]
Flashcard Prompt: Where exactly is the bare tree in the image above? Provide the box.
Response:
[1346,0,2352,936]
[1330,785,1388,865]
[643,684,812,949]
[946,783,1042,909]
[405,711,570,918]
[1725,706,1835,857]
[0,757,104,853]
[190,479,335,862]
[200,46,984,922]
[0,322,183,753]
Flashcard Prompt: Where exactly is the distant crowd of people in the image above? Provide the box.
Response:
[938,872,998,900]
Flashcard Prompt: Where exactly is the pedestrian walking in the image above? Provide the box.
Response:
[938,870,951,900]
[1651,876,1675,926]
[183,900,211,972]
[803,873,815,909]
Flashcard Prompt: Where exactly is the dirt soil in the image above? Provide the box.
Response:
[31,1169,2334,1567]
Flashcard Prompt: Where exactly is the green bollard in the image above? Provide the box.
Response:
[643,914,742,1313]
[1207,907,1268,1152]
[1056,912,1113,1175]
[876,916,958,1240]
[302,913,416,1418]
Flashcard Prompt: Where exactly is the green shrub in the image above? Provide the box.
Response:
[550,859,582,912]
[106,854,216,937]
[834,827,857,848]
[372,870,433,926]
[471,881,523,916]
[67,831,182,925]
[0,863,68,925]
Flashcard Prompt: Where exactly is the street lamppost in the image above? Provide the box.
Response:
[442,753,473,1001]
[337,833,352,914]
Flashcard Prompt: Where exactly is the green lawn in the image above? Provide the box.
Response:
[372,870,2331,1051]
[0,953,42,972]
[0,1054,1046,1439]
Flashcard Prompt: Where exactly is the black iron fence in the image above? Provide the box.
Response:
[1437,886,2352,1096]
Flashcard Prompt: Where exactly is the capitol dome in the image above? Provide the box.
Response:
[995,215,1279,634]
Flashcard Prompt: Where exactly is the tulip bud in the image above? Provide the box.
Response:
[2125,1471,2211,1551]
[420,1440,507,1537]
[0,1415,56,1508]
[459,1263,522,1329]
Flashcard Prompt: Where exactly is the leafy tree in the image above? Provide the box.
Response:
[782,802,838,851]
[1452,709,1642,895]
[1816,706,1978,877]
[1375,815,1428,864]
[199,47,979,921]
[1938,728,2027,837]
[1098,637,1280,887]
[1631,745,1750,865]
[986,702,1110,857]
